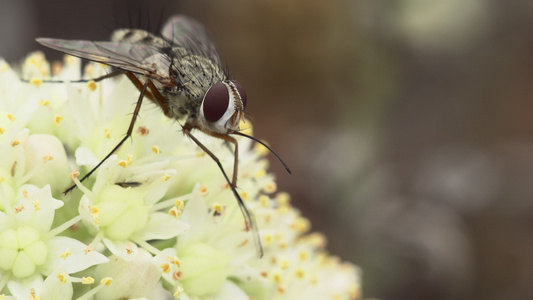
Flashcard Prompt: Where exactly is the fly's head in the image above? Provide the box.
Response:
[199,80,247,134]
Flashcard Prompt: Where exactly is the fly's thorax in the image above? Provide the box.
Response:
[172,51,226,100]
[198,80,247,134]
[164,89,200,120]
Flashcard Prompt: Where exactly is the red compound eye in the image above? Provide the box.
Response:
[203,82,229,122]
[231,80,247,109]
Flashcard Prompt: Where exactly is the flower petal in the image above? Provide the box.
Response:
[42,236,108,275]
[134,212,189,241]
[40,268,73,300]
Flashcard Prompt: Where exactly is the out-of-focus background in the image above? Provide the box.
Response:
[3,0,533,299]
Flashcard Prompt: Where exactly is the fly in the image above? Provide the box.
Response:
[36,15,291,257]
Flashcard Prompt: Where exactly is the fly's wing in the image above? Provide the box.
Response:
[36,38,171,82]
[161,15,222,67]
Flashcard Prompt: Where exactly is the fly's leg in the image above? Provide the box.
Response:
[63,71,171,194]
[21,70,126,84]
[64,76,149,194]
[183,123,263,258]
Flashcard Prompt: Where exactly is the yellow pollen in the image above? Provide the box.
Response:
[291,217,310,233]
[264,214,272,223]
[168,206,181,218]
[254,141,270,156]
[199,185,209,196]
[57,273,68,284]
[195,150,206,157]
[69,170,80,180]
[65,55,77,66]
[239,190,249,201]
[167,255,181,267]
[89,206,100,225]
[117,160,127,167]
[125,242,135,255]
[126,154,133,164]
[42,155,53,162]
[160,173,171,182]
[84,244,94,255]
[90,206,99,215]
[54,114,63,124]
[100,277,113,286]
[273,273,283,284]
[279,241,288,249]
[104,128,112,139]
[308,233,327,248]
[212,203,223,215]
[137,126,149,136]
[349,284,361,299]
[82,277,95,284]
[0,176,4,183]
[259,195,270,207]
[87,80,97,92]
[276,192,290,204]
[33,201,40,211]
[160,263,171,273]
[264,234,273,245]
[10,139,20,147]
[30,78,43,87]
[173,270,183,281]
[260,271,268,278]
[174,286,184,297]
[263,182,277,194]
[174,199,184,209]
[30,288,39,300]
[39,100,50,106]
[295,269,305,279]
[22,188,29,198]
[61,249,72,259]
[299,251,309,261]
[0,127,5,135]
[255,169,266,178]
[14,205,25,213]
[280,260,290,269]
[152,145,162,154]
[277,204,290,214]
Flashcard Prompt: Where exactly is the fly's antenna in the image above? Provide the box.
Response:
[231,131,291,174]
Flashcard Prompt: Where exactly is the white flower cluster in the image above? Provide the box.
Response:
[0,52,360,300]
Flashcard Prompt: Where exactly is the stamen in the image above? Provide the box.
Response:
[86,81,97,92]
[61,248,73,259]
[137,126,149,136]
[82,277,94,284]
[54,114,63,124]
[152,145,162,155]
[198,185,209,197]
[30,78,43,87]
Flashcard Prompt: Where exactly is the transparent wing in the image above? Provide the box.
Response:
[161,15,222,67]
[36,38,170,82]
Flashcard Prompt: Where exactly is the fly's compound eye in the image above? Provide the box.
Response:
[202,82,229,122]
[231,80,247,109]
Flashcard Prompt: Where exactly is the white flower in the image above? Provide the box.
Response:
[0,185,108,298]
[0,52,360,299]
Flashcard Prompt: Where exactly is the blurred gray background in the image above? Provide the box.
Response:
[3,0,533,299]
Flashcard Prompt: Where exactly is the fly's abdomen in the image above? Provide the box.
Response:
[111,29,169,48]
